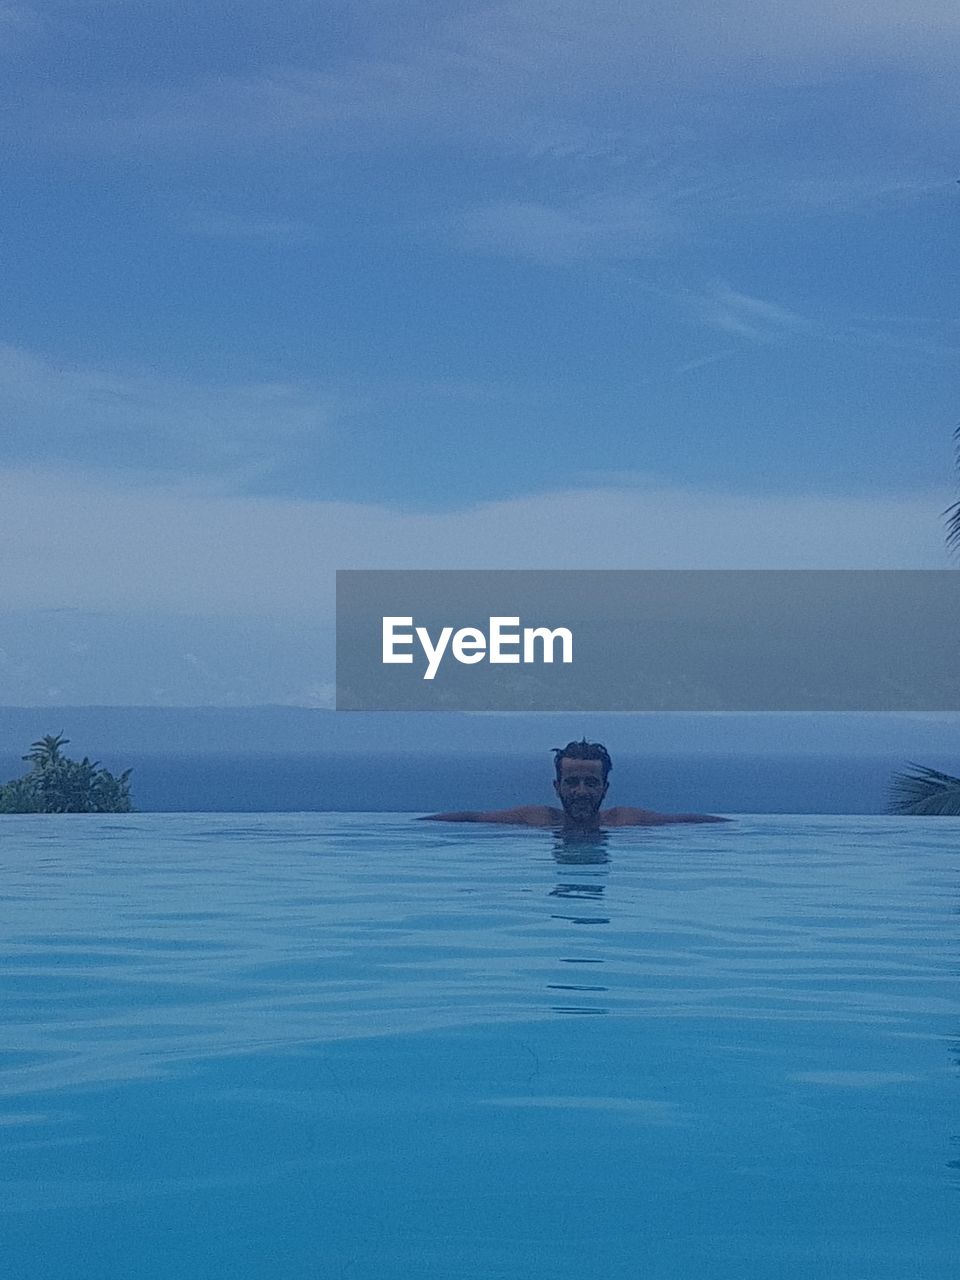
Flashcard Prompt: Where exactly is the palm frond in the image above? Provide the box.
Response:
[888,762,960,815]
[946,424,960,556]
[946,500,960,555]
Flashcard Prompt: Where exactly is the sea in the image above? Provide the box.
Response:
[1,811,957,1279]
[0,751,927,814]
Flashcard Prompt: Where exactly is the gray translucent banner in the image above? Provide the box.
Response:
[336,570,960,711]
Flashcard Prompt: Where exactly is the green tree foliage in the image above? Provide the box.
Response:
[0,733,134,814]
[889,426,960,815]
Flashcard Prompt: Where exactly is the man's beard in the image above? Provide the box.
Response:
[563,796,601,823]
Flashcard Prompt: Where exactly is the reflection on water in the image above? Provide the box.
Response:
[549,830,611,865]
[548,831,612,1013]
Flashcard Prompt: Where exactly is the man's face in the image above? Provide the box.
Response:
[554,757,608,825]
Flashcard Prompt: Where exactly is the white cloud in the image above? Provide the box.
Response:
[0,466,949,623]
[455,194,681,262]
[0,343,335,485]
[697,284,818,343]
[662,282,960,357]
[451,169,954,268]
[675,351,737,374]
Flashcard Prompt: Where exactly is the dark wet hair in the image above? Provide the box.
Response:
[552,739,612,783]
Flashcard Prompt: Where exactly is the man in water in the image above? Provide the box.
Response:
[420,739,729,832]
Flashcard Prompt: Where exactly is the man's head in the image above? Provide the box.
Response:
[552,739,612,827]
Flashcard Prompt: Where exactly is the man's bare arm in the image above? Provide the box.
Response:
[418,805,559,826]
[601,807,730,826]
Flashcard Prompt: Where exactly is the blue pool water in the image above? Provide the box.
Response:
[1,813,958,1279]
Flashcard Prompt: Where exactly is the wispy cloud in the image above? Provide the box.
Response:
[664,280,960,358]
[13,3,960,159]
[4,1,953,313]
[697,284,817,343]
[747,173,954,216]
[675,351,738,374]
[454,194,682,263]
[23,58,618,162]
[0,344,335,489]
[449,165,953,268]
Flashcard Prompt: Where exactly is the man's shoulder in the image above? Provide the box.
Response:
[601,806,730,826]
[419,805,561,826]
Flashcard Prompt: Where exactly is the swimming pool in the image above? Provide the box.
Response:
[2,813,957,1278]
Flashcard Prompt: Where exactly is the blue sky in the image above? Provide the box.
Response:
[0,1,958,705]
